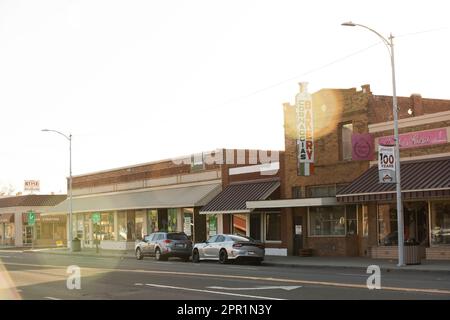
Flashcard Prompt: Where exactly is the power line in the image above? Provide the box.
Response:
[224,26,448,105]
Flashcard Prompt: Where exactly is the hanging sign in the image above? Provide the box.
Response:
[295,82,314,176]
[378,145,396,183]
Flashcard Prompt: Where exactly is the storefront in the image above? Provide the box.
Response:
[0,213,15,246]
[23,213,67,247]
[47,182,222,250]
[200,179,286,255]
[337,157,450,260]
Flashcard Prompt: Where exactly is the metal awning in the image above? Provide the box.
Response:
[337,157,450,203]
[45,183,222,214]
[247,197,338,209]
[200,180,280,214]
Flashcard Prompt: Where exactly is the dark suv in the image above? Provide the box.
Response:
[135,232,192,261]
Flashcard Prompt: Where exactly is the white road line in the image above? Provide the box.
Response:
[135,283,144,286]
[207,285,301,291]
[44,297,62,300]
[336,273,367,277]
[143,283,285,300]
[0,255,11,258]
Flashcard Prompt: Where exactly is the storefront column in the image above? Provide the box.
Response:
[113,211,118,241]
[217,214,223,234]
[177,208,183,233]
[14,212,23,247]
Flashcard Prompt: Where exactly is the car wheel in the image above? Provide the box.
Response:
[155,248,167,261]
[136,248,143,260]
[192,250,200,263]
[219,249,228,264]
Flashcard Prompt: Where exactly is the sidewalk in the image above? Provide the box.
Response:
[20,247,450,273]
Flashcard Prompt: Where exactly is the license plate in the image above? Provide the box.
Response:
[248,251,255,255]
[176,243,185,248]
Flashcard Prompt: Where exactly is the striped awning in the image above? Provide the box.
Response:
[336,157,450,203]
[200,179,280,214]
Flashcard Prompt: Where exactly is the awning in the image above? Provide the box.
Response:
[200,179,280,214]
[337,157,450,203]
[0,213,14,223]
[45,183,222,214]
[247,197,338,209]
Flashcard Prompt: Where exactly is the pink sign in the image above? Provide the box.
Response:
[352,133,375,161]
[379,128,448,149]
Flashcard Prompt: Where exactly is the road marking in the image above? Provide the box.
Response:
[5,261,450,296]
[44,297,62,300]
[142,283,284,300]
[337,273,367,277]
[228,266,258,271]
[0,255,11,258]
[135,283,144,286]
[207,285,301,291]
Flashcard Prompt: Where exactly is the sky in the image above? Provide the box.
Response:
[0,0,449,194]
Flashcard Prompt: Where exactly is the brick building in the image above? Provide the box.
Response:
[251,83,450,259]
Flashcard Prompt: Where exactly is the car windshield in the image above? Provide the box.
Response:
[228,235,253,242]
[167,233,189,240]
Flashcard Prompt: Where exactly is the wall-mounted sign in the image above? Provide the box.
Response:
[24,180,40,192]
[92,212,101,224]
[28,211,36,226]
[378,128,448,149]
[378,145,396,184]
[295,82,314,176]
[184,217,192,236]
[352,134,374,161]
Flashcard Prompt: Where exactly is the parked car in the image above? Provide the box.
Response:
[192,234,265,265]
[135,232,192,261]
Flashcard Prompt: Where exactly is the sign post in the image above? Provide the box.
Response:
[28,211,36,249]
[378,145,396,183]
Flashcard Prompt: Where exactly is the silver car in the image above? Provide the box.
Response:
[192,234,265,265]
[135,232,192,261]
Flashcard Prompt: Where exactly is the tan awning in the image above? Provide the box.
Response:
[44,183,222,214]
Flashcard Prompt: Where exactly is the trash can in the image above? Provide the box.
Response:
[71,238,81,252]
[404,241,421,265]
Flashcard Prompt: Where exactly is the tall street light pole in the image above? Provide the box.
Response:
[42,129,73,252]
[341,21,405,266]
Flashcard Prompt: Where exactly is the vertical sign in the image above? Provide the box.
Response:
[378,145,396,183]
[28,210,36,226]
[295,82,314,176]
[184,217,192,236]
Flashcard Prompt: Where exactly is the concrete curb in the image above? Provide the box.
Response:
[22,250,450,274]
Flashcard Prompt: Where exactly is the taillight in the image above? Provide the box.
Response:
[163,239,172,244]
[233,243,243,248]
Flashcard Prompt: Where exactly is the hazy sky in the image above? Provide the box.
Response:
[1,0,449,194]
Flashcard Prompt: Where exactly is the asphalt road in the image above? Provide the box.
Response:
[1,250,450,300]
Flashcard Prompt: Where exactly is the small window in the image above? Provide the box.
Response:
[207,235,218,243]
[292,186,302,199]
[215,235,225,242]
[167,233,188,240]
[340,122,353,161]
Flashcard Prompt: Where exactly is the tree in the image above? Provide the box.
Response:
[0,183,15,196]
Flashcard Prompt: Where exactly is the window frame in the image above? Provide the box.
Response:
[307,205,357,237]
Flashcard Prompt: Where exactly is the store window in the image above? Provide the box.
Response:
[147,209,158,234]
[378,202,428,246]
[346,206,357,236]
[183,208,194,237]
[118,211,127,241]
[135,210,146,240]
[305,184,349,198]
[167,209,178,232]
[232,214,248,236]
[340,122,353,161]
[207,215,217,237]
[99,212,115,240]
[362,205,369,237]
[292,186,302,199]
[265,212,281,241]
[309,206,346,236]
[431,201,450,245]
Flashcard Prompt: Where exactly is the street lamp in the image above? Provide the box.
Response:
[341,21,405,266]
[42,129,73,252]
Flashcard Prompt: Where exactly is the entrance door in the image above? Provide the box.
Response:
[293,216,303,256]
[23,226,33,245]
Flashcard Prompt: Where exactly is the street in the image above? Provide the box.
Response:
[1,250,450,300]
